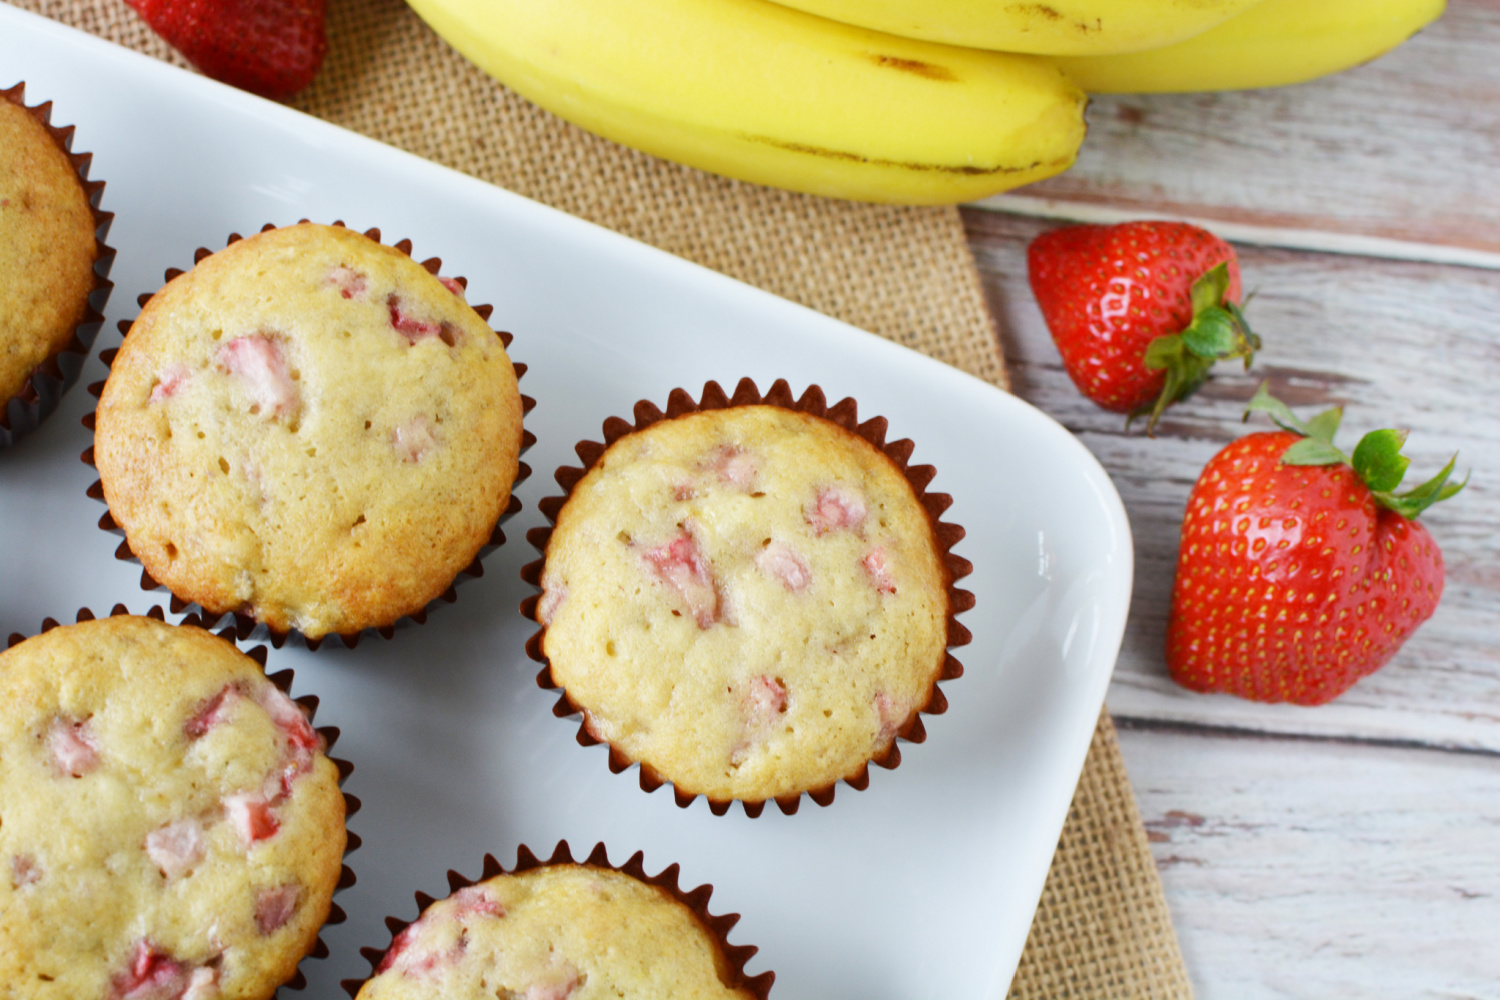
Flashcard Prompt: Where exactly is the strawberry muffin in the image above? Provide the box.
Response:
[1,83,110,446]
[355,846,768,999]
[0,614,347,999]
[528,381,970,813]
[92,222,525,640]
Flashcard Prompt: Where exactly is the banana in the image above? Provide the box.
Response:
[1052,0,1446,93]
[745,0,1268,55]
[404,0,1087,205]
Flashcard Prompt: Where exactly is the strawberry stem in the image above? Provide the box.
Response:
[1245,383,1466,518]
[1136,264,1260,435]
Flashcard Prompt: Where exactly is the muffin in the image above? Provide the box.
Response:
[0,83,112,446]
[524,379,971,815]
[0,612,349,999]
[91,222,528,642]
[351,842,772,999]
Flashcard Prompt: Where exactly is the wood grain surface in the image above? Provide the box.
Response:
[963,2,1500,994]
[1008,0,1500,255]
[1117,725,1500,999]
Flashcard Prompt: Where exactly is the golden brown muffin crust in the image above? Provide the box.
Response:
[93,223,524,638]
[539,405,950,803]
[357,865,756,999]
[0,96,98,405]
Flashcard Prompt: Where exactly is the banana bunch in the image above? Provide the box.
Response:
[404,0,1087,205]
[405,0,1445,205]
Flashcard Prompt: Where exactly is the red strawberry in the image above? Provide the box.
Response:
[1166,386,1463,705]
[1028,220,1259,433]
[124,0,328,100]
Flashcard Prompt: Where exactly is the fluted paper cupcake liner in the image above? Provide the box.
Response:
[1,82,115,447]
[79,222,534,650]
[340,840,774,999]
[521,377,974,818]
[4,604,361,995]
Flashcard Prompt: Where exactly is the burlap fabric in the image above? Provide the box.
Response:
[10,0,1192,994]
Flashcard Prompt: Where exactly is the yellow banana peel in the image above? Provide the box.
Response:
[404,0,1088,205]
[1052,0,1447,93]
[752,0,1267,55]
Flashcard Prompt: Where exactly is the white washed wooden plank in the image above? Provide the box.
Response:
[1004,0,1500,254]
[1117,726,1500,1000]
[961,207,1500,751]
[977,194,1500,271]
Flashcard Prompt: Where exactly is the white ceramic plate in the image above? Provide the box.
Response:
[0,8,1132,998]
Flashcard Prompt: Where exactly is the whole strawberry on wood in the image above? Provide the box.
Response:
[124,0,328,100]
[1167,385,1464,705]
[1028,220,1259,434]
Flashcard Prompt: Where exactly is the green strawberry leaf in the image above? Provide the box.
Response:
[1374,454,1466,518]
[1190,263,1232,316]
[1304,406,1344,447]
[1438,478,1467,501]
[1182,307,1240,358]
[1142,333,1183,371]
[1351,428,1410,493]
[1281,438,1345,466]
[1245,382,1309,435]
[1244,382,1342,443]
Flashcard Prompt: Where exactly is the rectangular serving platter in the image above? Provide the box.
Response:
[0,7,1133,997]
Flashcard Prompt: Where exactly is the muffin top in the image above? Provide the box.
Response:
[357,864,756,999]
[538,404,951,803]
[0,94,99,406]
[0,615,346,1000]
[93,223,524,638]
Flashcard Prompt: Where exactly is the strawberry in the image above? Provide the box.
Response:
[1166,385,1464,705]
[1027,220,1259,433]
[124,0,328,101]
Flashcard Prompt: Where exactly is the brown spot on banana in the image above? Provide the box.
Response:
[869,55,957,82]
[739,136,1072,177]
[1010,3,1064,21]
[1005,4,1101,35]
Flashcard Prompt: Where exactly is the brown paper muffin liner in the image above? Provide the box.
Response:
[78,222,536,650]
[520,377,974,818]
[0,82,115,448]
[340,840,775,999]
[3,603,361,995]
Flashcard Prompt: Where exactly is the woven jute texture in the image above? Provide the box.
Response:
[13,0,1192,994]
